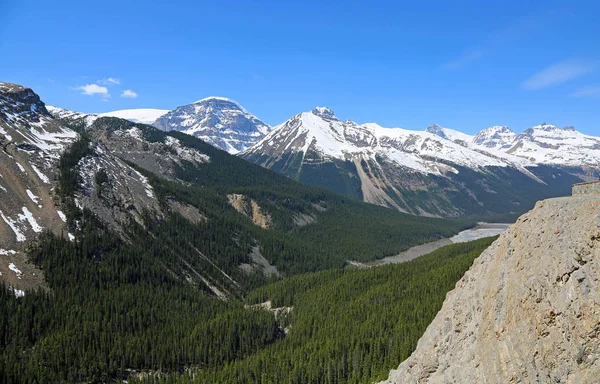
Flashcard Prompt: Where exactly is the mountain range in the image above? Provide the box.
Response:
[241,108,594,217]
[0,81,468,295]
[2,80,599,383]
[52,98,599,217]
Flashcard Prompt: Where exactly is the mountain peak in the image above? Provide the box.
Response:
[472,126,515,149]
[529,123,575,132]
[194,96,240,105]
[0,82,51,123]
[153,97,270,154]
[311,106,338,121]
[193,96,247,113]
[425,124,473,145]
[425,124,448,139]
[531,123,578,133]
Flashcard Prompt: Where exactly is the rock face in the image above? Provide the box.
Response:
[381,195,600,383]
[0,82,79,292]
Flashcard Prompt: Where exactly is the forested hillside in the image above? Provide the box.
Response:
[131,237,497,383]
[0,210,495,383]
[0,88,482,383]
[82,117,475,275]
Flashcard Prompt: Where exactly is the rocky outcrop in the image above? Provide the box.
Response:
[381,195,600,383]
[0,82,78,293]
[227,194,271,229]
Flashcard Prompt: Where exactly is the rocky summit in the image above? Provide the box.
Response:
[153,96,271,154]
[241,107,585,217]
[380,193,600,383]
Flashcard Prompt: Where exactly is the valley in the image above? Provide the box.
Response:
[0,77,598,383]
[75,100,595,218]
[0,82,484,382]
[3,3,599,383]
[354,222,511,267]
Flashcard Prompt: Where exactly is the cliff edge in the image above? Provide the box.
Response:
[381,195,600,383]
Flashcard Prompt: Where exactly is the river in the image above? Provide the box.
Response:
[349,222,511,268]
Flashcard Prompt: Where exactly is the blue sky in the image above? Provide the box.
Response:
[1,0,599,134]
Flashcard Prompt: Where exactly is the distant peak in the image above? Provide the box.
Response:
[532,123,559,130]
[192,96,249,115]
[194,96,238,104]
[425,124,448,138]
[478,125,513,133]
[472,125,515,148]
[311,106,337,120]
[0,82,27,93]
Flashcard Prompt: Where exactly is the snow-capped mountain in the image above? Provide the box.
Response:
[245,107,534,177]
[98,108,169,124]
[425,124,473,146]
[46,106,168,126]
[472,126,515,149]
[153,97,271,154]
[242,108,584,216]
[505,123,600,168]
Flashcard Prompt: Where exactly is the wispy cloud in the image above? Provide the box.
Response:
[522,60,595,90]
[99,77,120,85]
[442,6,560,71]
[76,84,110,98]
[443,49,486,70]
[120,89,138,98]
[570,85,600,98]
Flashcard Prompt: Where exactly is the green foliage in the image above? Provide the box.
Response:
[94,168,109,197]
[56,133,93,228]
[0,215,279,383]
[0,117,488,383]
[133,237,498,384]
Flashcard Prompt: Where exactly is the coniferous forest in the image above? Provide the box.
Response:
[0,122,495,383]
[134,237,496,384]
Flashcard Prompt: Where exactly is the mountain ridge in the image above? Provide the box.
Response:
[1,81,472,296]
[241,106,584,217]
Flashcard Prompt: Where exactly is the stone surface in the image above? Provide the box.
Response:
[381,195,600,384]
[573,180,600,196]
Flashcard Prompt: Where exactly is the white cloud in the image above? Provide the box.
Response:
[76,84,110,98]
[120,89,138,98]
[570,86,600,98]
[99,77,120,85]
[522,60,595,90]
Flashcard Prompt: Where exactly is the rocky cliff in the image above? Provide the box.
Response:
[381,194,600,383]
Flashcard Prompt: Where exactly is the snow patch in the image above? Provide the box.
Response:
[132,169,154,198]
[56,210,67,222]
[31,164,50,183]
[8,263,22,278]
[18,207,43,233]
[0,126,12,141]
[26,189,40,204]
[0,210,26,242]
